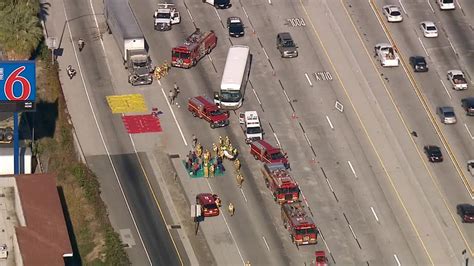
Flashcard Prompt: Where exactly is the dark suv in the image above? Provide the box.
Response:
[227,17,244,37]
[461,97,474,116]
[409,56,428,72]
[424,145,443,162]
[457,204,474,223]
[277,32,298,58]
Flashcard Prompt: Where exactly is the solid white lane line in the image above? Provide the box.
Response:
[326,115,334,129]
[439,79,452,99]
[464,124,474,139]
[418,37,429,57]
[326,178,334,192]
[348,224,358,240]
[427,0,435,13]
[370,207,380,222]
[304,132,313,146]
[348,161,357,178]
[205,178,245,264]
[252,89,262,105]
[399,0,408,15]
[447,38,458,55]
[273,132,282,147]
[161,88,188,146]
[394,254,401,266]
[81,2,152,265]
[262,236,270,251]
[262,47,270,60]
[186,9,194,22]
[240,188,248,202]
[305,73,313,87]
[282,89,291,102]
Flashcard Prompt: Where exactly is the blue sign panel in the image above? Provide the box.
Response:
[0,61,36,102]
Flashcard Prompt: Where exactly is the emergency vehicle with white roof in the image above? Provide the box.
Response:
[239,111,263,143]
[153,3,180,31]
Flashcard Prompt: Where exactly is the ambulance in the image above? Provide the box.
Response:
[239,111,263,143]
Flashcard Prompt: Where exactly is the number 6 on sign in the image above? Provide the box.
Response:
[0,61,36,112]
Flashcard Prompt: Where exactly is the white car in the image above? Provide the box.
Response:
[420,21,438,38]
[438,0,455,10]
[383,5,403,22]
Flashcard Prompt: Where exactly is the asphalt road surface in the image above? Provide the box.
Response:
[45,0,474,264]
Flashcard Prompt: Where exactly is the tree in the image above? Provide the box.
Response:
[0,0,43,59]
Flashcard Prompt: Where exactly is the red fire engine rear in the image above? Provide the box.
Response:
[262,163,300,204]
[281,202,317,246]
[171,28,217,68]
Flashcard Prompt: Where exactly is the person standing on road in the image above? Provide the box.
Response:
[228,202,235,216]
[78,38,85,52]
[169,90,176,104]
[173,82,180,95]
[192,134,198,148]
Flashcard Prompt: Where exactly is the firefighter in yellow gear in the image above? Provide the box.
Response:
[224,136,230,148]
[209,164,215,177]
[236,173,244,188]
[218,136,223,147]
[154,66,162,80]
[228,202,235,216]
[234,158,241,173]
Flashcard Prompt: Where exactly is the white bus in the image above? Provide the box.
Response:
[214,45,250,109]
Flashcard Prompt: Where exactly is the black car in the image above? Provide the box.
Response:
[457,204,474,223]
[461,97,474,116]
[424,145,443,162]
[227,17,244,38]
[409,56,428,72]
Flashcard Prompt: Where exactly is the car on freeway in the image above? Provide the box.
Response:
[227,17,244,38]
[382,5,403,22]
[424,145,443,162]
[196,193,220,217]
[456,204,474,223]
[409,56,428,72]
[438,0,455,10]
[461,97,474,116]
[436,106,456,124]
[420,21,438,38]
[447,70,468,90]
[277,32,298,58]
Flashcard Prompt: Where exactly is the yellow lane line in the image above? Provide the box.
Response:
[132,141,185,266]
[368,0,473,256]
[297,0,434,264]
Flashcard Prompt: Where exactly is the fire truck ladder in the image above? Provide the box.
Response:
[185,28,202,45]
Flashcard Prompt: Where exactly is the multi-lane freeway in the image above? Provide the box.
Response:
[45,0,474,264]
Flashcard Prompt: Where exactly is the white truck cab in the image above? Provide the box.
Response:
[239,111,263,143]
[153,3,180,31]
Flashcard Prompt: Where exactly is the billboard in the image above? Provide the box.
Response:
[0,61,36,112]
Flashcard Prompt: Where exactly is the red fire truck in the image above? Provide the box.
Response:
[188,96,230,128]
[261,163,300,204]
[281,202,317,246]
[171,28,217,68]
[250,140,289,169]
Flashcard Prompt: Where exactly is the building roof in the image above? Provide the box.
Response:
[15,174,72,266]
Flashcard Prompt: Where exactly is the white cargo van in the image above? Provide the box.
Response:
[239,111,263,143]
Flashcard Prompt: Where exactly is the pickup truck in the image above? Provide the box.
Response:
[375,43,399,67]
[188,96,230,128]
[250,140,289,168]
[447,70,468,90]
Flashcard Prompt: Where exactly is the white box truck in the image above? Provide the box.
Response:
[0,147,32,175]
[105,0,153,86]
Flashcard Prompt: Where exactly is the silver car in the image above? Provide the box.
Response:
[437,106,457,124]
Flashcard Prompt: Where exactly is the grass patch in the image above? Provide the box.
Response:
[33,44,130,265]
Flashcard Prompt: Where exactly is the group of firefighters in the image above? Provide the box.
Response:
[154,61,171,80]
